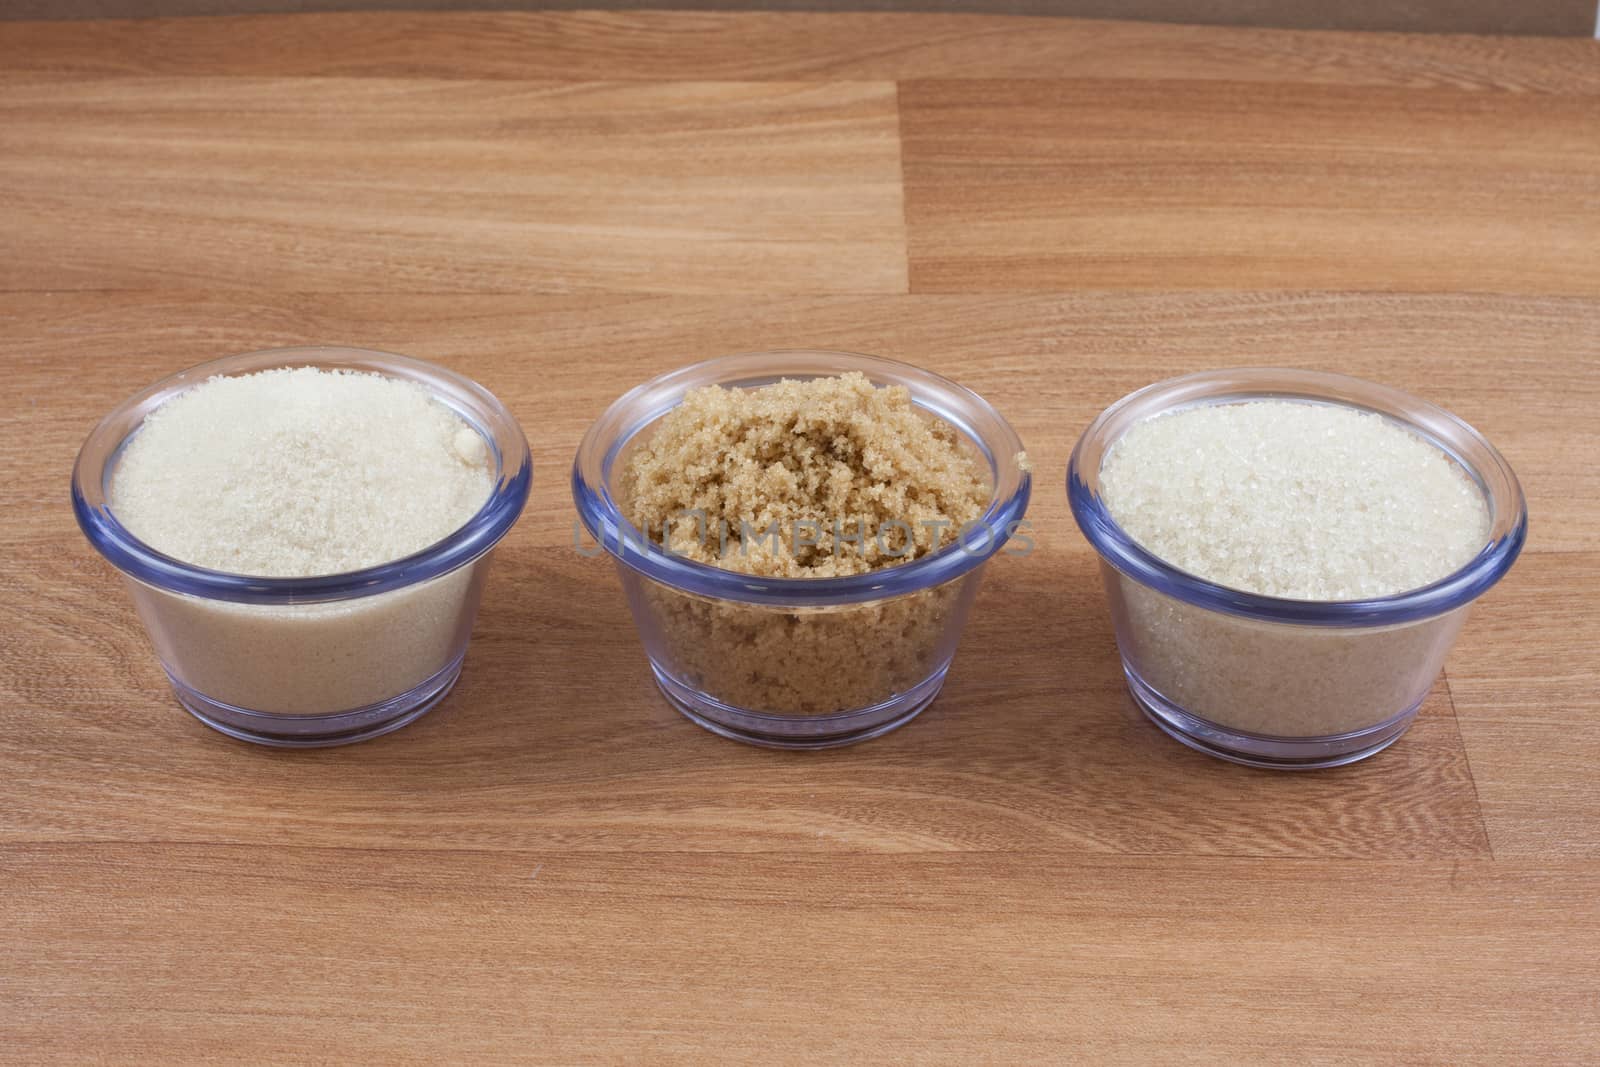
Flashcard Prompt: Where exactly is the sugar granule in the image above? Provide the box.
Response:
[621,371,990,578]
[1100,400,1489,601]
[111,367,493,577]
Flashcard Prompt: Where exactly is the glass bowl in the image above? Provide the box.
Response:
[573,349,1032,749]
[1069,368,1526,769]
[72,346,531,747]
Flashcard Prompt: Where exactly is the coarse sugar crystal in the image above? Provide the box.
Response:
[1100,400,1489,601]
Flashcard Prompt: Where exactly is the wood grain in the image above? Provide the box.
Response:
[0,76,907,293]
[5,12,1600,92]
[6,846,1599,1064]
[3,12,1598,1062]
[6,0,1599,39]
[901,78,1600,295]
[1447,554,1600,857]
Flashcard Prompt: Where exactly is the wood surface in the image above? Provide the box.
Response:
[1,11,1597,1064]
[5,0,1598,40]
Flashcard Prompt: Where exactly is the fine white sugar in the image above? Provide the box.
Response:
[1100,400,1490,601]
[111,367,494,577]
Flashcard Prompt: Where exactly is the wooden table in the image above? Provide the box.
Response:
[3,11,1598,1062]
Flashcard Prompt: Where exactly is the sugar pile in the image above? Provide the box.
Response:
[622,371,989,578]
[107,367,497,717]
[1100,401,1489,601]
[620,373,992,715]
[112,367,492,577]
[1095,398,1493,740]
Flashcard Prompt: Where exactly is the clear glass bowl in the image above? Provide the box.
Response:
[1069,368,1526,769]
[72,346,532,747]
[572,350,1032,749]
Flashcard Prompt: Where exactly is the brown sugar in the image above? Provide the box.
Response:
[619,373,994,714]
[621,372,989,576]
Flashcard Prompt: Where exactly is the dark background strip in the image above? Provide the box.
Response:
[3,0,1595,38]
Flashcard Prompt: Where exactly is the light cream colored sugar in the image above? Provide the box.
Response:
[1109,576,1469,736]
[1100,400,1490,600]
[621,373,993,715]
[1098,399,1492,739]
[109,367,495,716]
[129,567,483,715]
[112,367,493,577]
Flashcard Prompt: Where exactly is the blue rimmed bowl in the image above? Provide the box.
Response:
[72,346,531,747]
[573,349,1031,749]
[1069,368,1525,769]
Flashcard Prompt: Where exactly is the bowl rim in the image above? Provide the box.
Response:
[1067,367,1527,627]
[570,349,1033,607]
[72,345,532,605]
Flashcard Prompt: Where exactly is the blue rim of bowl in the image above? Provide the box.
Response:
[72,346,532,605]
[571,350,1032,607]
[1067,368,1527,627]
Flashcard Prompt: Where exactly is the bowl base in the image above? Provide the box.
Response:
[169,653,464,748]
[652,664,947,750]
[1126,666,1419,770]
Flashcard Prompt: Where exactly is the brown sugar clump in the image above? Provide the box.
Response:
[619,373,994,715]
[621,372,989,576]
